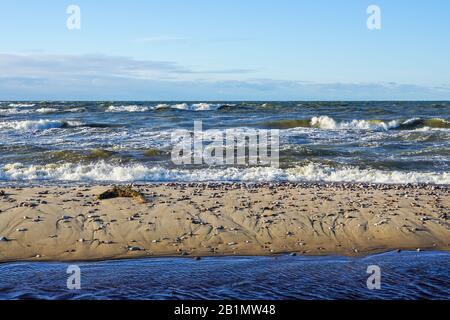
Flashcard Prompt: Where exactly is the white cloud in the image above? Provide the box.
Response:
[0,53,255,81]
[0,53,187,80]
[0,53,449,100]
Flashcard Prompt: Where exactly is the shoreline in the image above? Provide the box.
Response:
[0,183,448,263]
[1,181,449,188]
[2,250,449,266]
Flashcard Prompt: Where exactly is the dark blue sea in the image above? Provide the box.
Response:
[0,251,449,300]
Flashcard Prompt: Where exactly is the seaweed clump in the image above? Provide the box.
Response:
[97,186,146,203]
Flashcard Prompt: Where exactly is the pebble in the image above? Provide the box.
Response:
[16,228,28,232]
[128,246,142,252]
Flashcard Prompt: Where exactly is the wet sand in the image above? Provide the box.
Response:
[0,183,449,262]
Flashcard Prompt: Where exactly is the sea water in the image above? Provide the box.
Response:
[0,101,449,185]
[0,251,448,300]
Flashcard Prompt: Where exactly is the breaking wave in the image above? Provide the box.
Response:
[0,119,79,130]
[310,116,400,130]
[262,116,450,130]
[0,108,31,115]
[159,103,222,111]
[66,107,86,113]
[106,103,223,112]
[107,105,151,112]
[0,119,122,131]
[8,103,35,108]
[1,161,448,184]
[35,108,59,114]
[0,107,70,115]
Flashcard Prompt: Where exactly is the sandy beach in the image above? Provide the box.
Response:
[0,183,448,263]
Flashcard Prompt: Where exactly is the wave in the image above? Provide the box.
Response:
[46,149,117,162]
[166,103,222,111]
[35,108,59,114]
[8,103,35,108]
[262,116,450,130]
[286,163,449,184]
[1,161,448,184]
[66,107,86,113]
[311,116,400,130]
[154,104,170,110]
[107,105,151,112]
[106,103,223,112]
[0,107,69,115]
[143,148,167,157]
[263,119,312,129]
[398,118,450,130]
[217,104,240,111]
[0,119,78,130]
[0,108,31,115]
[0,119,123,131]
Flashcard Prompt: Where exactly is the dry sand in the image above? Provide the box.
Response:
[0,183,448,262]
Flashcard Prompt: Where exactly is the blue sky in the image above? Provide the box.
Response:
[1,0,450,100]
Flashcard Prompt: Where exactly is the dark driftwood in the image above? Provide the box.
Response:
[97,186,146,203]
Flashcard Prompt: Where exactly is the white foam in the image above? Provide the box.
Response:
[170,103,190,110]
[8,103,35,108]
[170,103,221,111]
[35,108,59,114]
[1,161,448,184]
[107,103,222,112]
[191,103,221,111]
[0,119,81,131]
[310,116,399,130]
[66,107,86,113]
[285,163,449,184]
[0,107,59,115]
[107,105,151,112]
[0,119,65,130]
[0,108,32,115]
